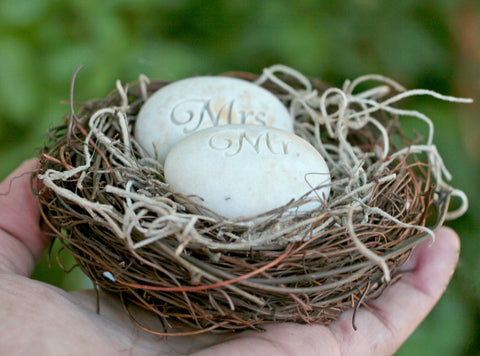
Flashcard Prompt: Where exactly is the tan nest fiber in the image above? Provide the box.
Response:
[35,65,470,335]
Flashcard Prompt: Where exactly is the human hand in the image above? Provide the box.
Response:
[0,159,460,355]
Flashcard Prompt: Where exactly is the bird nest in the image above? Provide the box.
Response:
[34,65,469,335]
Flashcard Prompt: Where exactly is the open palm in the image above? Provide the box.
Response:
[0,160,459,356]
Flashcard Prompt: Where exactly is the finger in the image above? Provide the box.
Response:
[329,227,460,356]
[0,159,49,275]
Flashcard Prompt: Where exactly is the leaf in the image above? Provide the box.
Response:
[0,36,39,123]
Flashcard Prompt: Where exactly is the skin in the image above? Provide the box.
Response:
[0,159,460,356]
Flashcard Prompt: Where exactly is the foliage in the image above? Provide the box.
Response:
[1,0,479,354]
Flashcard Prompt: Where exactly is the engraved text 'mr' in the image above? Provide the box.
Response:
[209,131,290,156]
[170,98,267,133]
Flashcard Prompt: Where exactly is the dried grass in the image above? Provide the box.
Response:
[34,65,470,334]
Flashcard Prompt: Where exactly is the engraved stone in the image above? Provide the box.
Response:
[164,125,330,219]
[134,76,294,163]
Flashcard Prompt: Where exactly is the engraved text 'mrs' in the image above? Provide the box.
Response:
[170,98,267,133]
[209,131,290,156]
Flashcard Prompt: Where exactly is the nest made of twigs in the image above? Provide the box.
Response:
[34,65,468,335]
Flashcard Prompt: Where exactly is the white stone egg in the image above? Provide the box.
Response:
[164,125,330,219]
[134,76,294,163]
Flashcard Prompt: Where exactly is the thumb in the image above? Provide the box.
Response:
[0,159,49,275]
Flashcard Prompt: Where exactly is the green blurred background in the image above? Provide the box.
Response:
[0,0,479,354]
